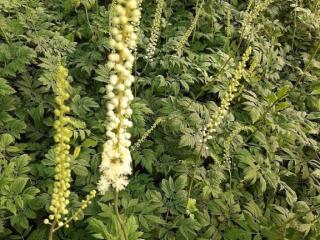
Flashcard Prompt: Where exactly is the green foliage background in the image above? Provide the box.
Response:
[0,0,320,239]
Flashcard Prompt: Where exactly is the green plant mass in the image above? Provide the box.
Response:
[1,0,320,239]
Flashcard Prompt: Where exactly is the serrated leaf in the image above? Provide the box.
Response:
[11,177,28,194]
[73,164,89,176]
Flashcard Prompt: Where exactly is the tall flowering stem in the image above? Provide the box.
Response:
[226,9,232,39]
[202,47,252,143]
[131,118,163,151]
[176,5,202,56]
[98,0,141,194]
[188,47,252,199]
[45,66,72,228]
[241,0,273,39]
[44,67,97,240]
[145,0,165,60]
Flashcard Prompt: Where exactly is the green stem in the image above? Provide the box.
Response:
[84,6,94,36]
[187,139,205,199]
[113,189,128,240]
[48,222,56,240]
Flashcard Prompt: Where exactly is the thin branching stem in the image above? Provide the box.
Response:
[48,222,56,240]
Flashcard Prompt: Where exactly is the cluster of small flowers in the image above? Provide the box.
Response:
[145,0,165,61]
[98,0,141,194]
[176,6,201,57]
[68,190,96,225]
[109,0,117,38]
[131,118,163,151]
[241,0,273,39]
[131,0,143,57]
[44,190,96,228]
[45,66,72,227]
[132,0,143,34]
[201,47,252,143]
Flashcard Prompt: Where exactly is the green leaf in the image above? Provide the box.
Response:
[175,175,187,191]
[6,201,17,215]
[0,133,14,149]
[141,149,156,173]
[11,177,28,194]
[87,218,114,240]
[275,102,290,111]
[73,164,89,176]
[0,78,16,96]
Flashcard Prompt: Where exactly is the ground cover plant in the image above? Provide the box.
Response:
[0,0,320,239]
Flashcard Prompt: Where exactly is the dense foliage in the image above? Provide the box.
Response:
[0,0,320,239]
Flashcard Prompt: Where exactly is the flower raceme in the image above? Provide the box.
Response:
[145,0,165,60]
[202,47,252,142]
[226,9,232,39]
[131,118,163,151]
[98,0,141,194]
[241,0,273,39]
[176,6,201,57]
[45,66,72,227]
[44,67,97,233]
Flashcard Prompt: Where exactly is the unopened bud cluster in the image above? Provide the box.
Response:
[226,9,232,38]
[109,0,118,37]
[98,0,141,194]
[201,47,252,142]
[241,0,273,39]
[145,0,165,60]
[45,66,72,227]
[131,118,163,151]
[176,7,201,56]
[69,190,96,225]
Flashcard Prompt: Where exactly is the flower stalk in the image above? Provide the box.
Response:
[202,47,252,142]
[145,0,165,60]
[45,66,72,228]
[98,0,141,194]
[131,118,163,151]
[176,5,202,56]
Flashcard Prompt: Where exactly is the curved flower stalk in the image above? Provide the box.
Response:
[98,0,141,194]
[45,66,72,228]
[201,47,252,142]
[241,0,273,39]
[176,5,202,57]
[145,0,165,60]
[50,190,97,231]
[131,118,163,151]
[188,48,252,199]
